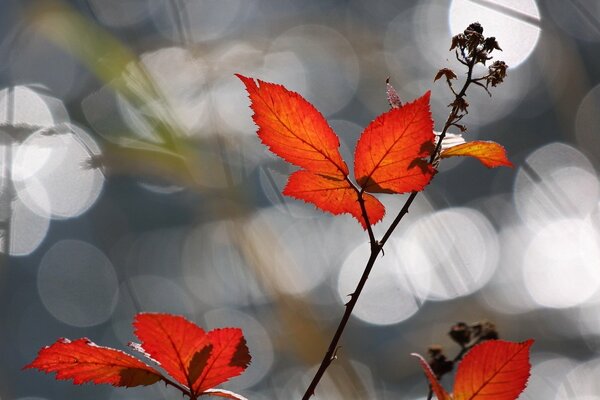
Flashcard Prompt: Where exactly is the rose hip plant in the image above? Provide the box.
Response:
[26,22,533,400]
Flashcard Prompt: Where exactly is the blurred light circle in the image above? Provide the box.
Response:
[479,224,538,314]
[337,240,425,326]
[576,83,600,163]
[139,47,210,134]
[514,142,599,229]
[204,308,274,389]
[7,189,50,256]
[245,209,342,297]
[401,207,499,301]
[555,358,600,399]
[38,240,119,327]
[14,125,105,219]
[88,0,159,28]
[182,221,267,306]
[269,25,359,116]
[522,218,600,309]
[0,86,62,128]
[213,47,307,136]
[449,0,541,68]
[151,0,244,43]
[525,355,578,399]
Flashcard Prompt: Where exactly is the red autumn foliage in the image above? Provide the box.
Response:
[413,339,534,400]
[238,74,437,228]
[25,313,251,400]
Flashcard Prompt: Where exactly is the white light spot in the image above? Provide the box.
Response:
[38,240,119,327]
[14,125,104,219]
[400,207,499,301]
[522,218,600,309]
[337,241,425,326]
[514,143,599,230]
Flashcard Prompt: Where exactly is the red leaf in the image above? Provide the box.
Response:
[453,339,534,400]
[440,140,513,168]
[192,328,251,393]
[354,91,436,194]
[238,74,385,229]
[283,170,385,228]
[237,74,348,178]
[133,313,210,388]
[134,314,251,394]
[411,353,451,400]
[24,338,162,387]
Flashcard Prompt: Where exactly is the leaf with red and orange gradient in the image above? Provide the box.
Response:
[24,338,162,387]
[192,328,251,393]
[411,353,452,400]
[283,170,385,228]
[440,140,513,168]
[238,74,385,229]
[133,313,210,387]
[453,339,533,400]
[237,74,348,178]
[354,92,436,194]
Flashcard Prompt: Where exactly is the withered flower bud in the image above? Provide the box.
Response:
[471,320,499,341]
[434,68,458,82]
[449,98,469,114]
[486,61,508,87]
[465,22,483,35]
[483,37,502,53]
[449,322,471,346]
[427,345,454,378]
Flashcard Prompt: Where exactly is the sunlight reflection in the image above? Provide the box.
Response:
[514,142,599,230]
[14,125,104,219]
[400,207,499,301]
[522,218,600,309]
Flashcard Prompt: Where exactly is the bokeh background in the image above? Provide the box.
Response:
[1,0,600,399]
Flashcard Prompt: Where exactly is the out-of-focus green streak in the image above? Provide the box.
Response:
[29,0,191,165]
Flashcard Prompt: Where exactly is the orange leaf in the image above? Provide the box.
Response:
[283,170,385,228]
[237,74,348,178]
[411,353,451,400]
[24,338,162,387]
[440,140,513,168]
[133,313,211,388]
[354,91,436,193]
[192,328,251,393]
[453,339,534,400]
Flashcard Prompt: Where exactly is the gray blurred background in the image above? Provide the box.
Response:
[1,0,600,399]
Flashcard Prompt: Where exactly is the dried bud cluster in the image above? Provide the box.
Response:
[427,345,454,378]
[426,320,500,382]
[434,21,509,127]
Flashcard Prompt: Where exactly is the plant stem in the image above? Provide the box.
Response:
[301,247,381,400]
[301,57,478,400]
